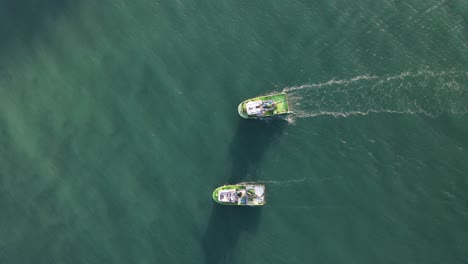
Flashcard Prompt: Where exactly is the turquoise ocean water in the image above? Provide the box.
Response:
[1,0,468,263]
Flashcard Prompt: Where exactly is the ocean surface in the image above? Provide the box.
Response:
[1,0,468,263]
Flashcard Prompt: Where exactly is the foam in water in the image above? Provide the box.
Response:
[281,70,468,119]
[264,205,346,210]
[252,175,342,185]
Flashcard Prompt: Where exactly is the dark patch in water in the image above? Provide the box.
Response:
[0,0,73,52]
[202,119,287,263]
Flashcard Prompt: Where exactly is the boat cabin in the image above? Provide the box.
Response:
[218,189,247,205]
[245,101,264,116]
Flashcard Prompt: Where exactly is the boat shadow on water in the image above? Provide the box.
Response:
[227,118,288,183]
[202,119,287,264]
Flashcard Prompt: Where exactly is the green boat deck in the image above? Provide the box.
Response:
[238,92,289,119]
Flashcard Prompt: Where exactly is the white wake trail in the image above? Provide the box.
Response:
[256,176,342,185]
[282,74,379,93]
[281,70,468,119]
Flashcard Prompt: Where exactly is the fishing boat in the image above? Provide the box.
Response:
[237,92,289,119]
[212,183,266,206]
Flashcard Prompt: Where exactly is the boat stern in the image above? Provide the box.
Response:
[246,184,266,206]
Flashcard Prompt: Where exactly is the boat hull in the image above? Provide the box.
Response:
[238,92,289,119]
[212,184,266,206]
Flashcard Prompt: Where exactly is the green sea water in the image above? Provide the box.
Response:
[1,0,468,263]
